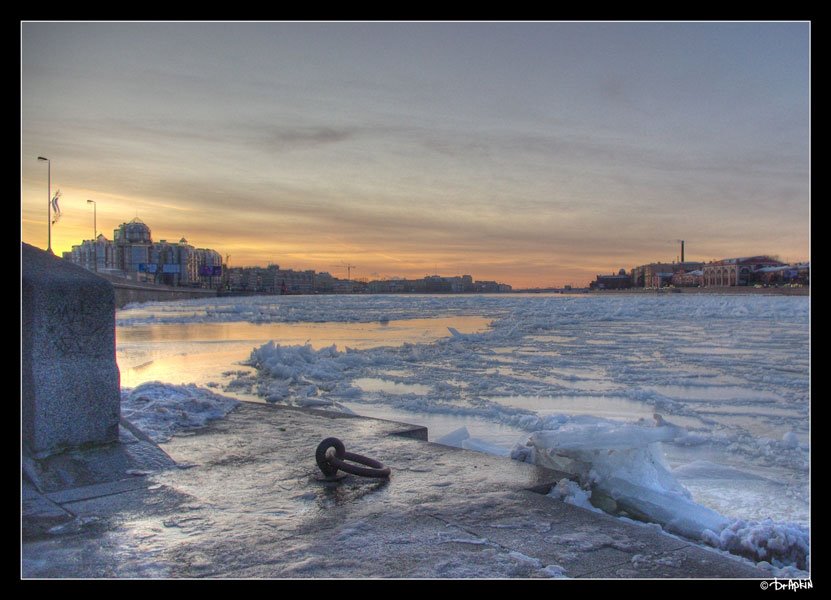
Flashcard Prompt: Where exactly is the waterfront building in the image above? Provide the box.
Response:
[63,234,117,273]
[631,261,704,288]
[193,247,223,288]
[671,269,704,287]
[274,268,316,294]
[223,267,509,295]
[63,217,222,287]
[701,256,785,287]
[590,269,632,290]
[113,217,152,277]
[755,262,810,286]
[313,271,335,293]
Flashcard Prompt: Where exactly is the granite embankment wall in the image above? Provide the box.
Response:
[22,243,121,458]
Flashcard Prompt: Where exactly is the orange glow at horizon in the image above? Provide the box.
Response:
[20,185,810,290]
[22,176,811,290]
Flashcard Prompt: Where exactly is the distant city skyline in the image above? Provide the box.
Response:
[21,21,810,288]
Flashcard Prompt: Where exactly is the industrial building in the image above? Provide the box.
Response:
[589,269,632,290]
[597,240,808,290]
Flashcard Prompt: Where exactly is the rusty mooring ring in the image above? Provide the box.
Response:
[315,437,390,479]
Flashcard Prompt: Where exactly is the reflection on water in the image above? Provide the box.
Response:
[352,378,432,395]
[118,317,490,346]
[494,394,652,421]
[117,316,491,392]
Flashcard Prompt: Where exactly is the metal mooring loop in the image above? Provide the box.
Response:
[315,437,391,479]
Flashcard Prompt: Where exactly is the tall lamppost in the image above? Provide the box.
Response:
[87,199,97,239]
[87,199,98,271]
[37,156,52,254]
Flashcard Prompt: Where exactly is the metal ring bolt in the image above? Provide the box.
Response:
[315,437,390,479]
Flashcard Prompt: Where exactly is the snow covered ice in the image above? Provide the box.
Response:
[117,293,810,573]
[519,414,808,571]
[121,381,240,443]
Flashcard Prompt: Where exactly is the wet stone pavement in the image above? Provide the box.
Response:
[22,402,767,579]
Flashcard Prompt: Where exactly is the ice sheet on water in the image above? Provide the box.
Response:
[117,294,510,326]
[460,437,511,457]
[435,426,471,447]
[433,426,511,456]
[528,414,686,451]
[230,294,809,478]
[121,381,240,443]
[672,460,769,481]
[125,293,809,570]
[521,414,809,570]
[782,431,800,448]
[119,294,809,336]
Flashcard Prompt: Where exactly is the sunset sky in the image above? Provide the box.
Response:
[21,21,810,288]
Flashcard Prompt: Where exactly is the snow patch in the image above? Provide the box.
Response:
[701,519,809,571]
[547,478,603,514]
[540,564,569,578]
[121,381,239,443]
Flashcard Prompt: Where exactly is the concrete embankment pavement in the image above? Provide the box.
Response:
[22,402,768,579]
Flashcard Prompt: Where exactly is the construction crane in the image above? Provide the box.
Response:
[332,263,358,280]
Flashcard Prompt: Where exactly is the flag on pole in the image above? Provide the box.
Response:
[51,189,62,225]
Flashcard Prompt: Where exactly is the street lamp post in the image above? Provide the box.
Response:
[87,199,97,239]
[37,156,52,254]
[87,199,98,271]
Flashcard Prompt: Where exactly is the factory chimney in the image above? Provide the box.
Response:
[681,240,685,263]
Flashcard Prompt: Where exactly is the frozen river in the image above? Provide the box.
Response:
[116,293,810,574]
